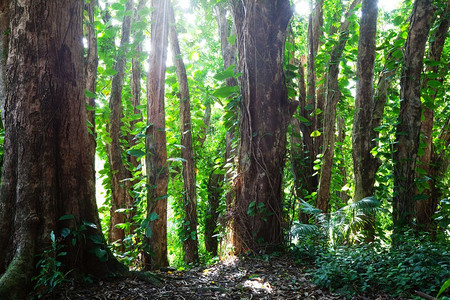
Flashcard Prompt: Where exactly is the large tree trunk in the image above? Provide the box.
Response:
[107,0,134,250]
[84,0,99,212]
[231,0,295,254]
[316,0,361,213]
[144,0,170,270]
[169,5,199,265]
[393,0,435,235]
[0,1,126,298]
[0,0,8,124]
[415,2,449,232]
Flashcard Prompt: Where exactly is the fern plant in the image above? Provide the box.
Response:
[290,197,383,247]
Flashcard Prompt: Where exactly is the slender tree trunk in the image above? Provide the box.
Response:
[107,0,134,250]
[127,0,147,235]
[351,0,378,242]
[84,0,99,209]
[352,0,378,202]
[415,2,449,232]
[169,5,199,265]
[144,0,170,270]
[231,0,296,254]
[0,1,126,298]
[205,169,224,256]
[393,0,435,235]
[299,1,323,196]
[316,0,361,213]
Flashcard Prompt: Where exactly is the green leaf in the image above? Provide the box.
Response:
[392,50,403,59]
[437,278,450,298]
[149,212,159,222]
[212,85,239,98]
[60,228,71,238]
[127,149,146,159]
[214,65,235,81]
[311,130,321,137]
[85,89,96,98]
[427,80,442,88]
[89,234,104,245]
[58,214,75,221]
[145,227,152,238]
[227,34,236,45]
[94,248,107,262]
[82,220,97,229]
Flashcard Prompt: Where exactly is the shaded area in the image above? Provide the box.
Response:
[49,257,398,299]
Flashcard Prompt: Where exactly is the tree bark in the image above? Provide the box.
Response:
[393,0,435,234]
[316,0,361,213]
[0,0,8,124]
[415,2,449,232]
[144,0,170,270]
[205,169,224,256]
[352,0,378,203]
[0,1,126,298]
[231,0,295,254]
[84,0,99,215]
[299,1,324,196]
[169,5,199,265]
[107,0,135,250]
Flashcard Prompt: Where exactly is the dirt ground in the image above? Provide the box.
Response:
[49,256,402,300]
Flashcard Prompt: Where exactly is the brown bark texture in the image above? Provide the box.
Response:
[0,0,8,123]
[415,2,449,232]
[393,0,435,233]
[205,169,224,257]
[169,5,199,265]
[85,0,98,182]
[107,0,135,249]
[0,1,126,298]
[231,0,295,254]
[144,0,170,270]
[352,0,379,203]
[316,0,361,213]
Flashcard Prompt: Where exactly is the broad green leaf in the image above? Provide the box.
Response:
[311,130,321,137]
[59,214,75,221]
[227,34,236,45]
[214,65,235,81]
[127,149,145,159]
[212,85,239,98]
[149,212,159,222]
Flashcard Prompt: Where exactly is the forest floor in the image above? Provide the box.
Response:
[50,256,402,300]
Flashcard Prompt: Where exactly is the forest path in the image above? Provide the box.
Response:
[50,256,397,299]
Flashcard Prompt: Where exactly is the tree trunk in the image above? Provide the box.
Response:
[231,0,295,254]
[144,0,170,270]
[415,2,449,232]
[393,0,435,235]
[351,0,378,241]
[316,0,361,213]
[0,1,126,298]
[107,0,134,250]
[84,0,99,213]
[352,0,378,203]
[169,5,199,265]
[0,0,9,124]
[205,169,224,256]
[298,1,324,196]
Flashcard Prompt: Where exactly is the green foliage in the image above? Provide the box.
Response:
[291,197,383,246]
[292,234,450,297]
[31,231,72,299]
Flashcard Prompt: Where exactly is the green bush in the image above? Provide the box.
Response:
[292,236,450,297]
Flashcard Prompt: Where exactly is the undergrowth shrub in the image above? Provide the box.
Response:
[292,235,450,297]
